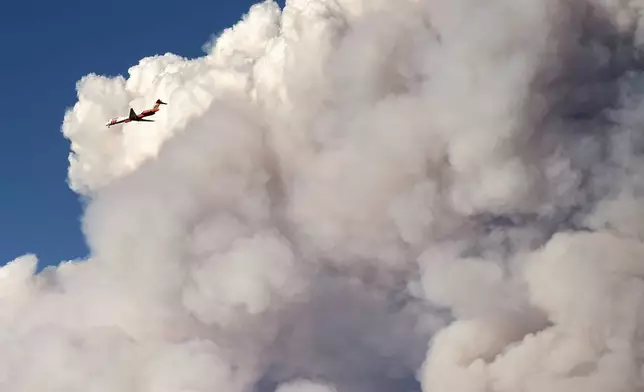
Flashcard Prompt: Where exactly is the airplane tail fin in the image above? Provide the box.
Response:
[128,108,137,120]
[154,99,167,109]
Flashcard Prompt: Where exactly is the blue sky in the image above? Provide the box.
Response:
[0,0,283,269]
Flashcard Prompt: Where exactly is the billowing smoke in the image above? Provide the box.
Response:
[4,0,644,390]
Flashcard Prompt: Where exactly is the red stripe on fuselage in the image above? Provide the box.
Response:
[137,108,159,118]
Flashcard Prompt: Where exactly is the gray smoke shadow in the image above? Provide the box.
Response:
[252,273,441,392]
[464,0,644,260]
[251,2,644,391]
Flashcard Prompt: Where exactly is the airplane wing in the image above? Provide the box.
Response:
[129,108,138,119]
[137,119,154,122]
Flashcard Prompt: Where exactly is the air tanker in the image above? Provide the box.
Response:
[105,99,167,127]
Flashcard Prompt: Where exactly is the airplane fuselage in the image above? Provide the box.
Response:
[105,116,130,127]
[137,108,159,118]
[106,99,167,127]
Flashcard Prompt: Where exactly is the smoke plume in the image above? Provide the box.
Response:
[4,0,644,390]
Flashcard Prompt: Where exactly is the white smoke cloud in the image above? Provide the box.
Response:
[4,0,644,391]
